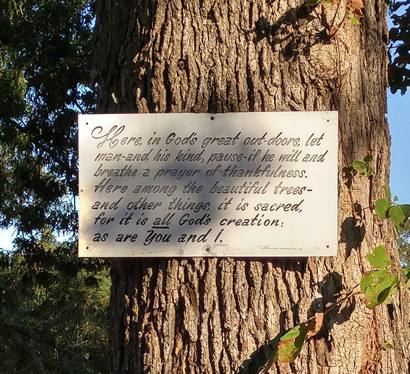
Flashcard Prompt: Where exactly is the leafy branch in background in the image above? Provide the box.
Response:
[389,0,410,94]
[0,237,109,373]
[0,0,95,238]
[0,2,110,373]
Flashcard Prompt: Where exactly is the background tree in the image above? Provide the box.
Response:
[389,0,410,94]
[0,239,109,374]
[94,1,409,373]
[0,1,109,372]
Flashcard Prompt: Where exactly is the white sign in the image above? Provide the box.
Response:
[78,112,338,257]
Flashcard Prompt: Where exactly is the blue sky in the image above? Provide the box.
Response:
[388,92,410,203]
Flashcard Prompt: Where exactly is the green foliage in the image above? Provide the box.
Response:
[374,198,410,232]
[366,245,393,269]
[375,198,391,219]
[389,205,407,228]
[277,323,308,363]
[352,155,373,177]
[360,246,400,309]
[398,229,410,267]
[0,2,110,372]
[238,324,306,373]
[0,238,109,374]
[360,269,398,308]
[349,15,361,26]
[375,190,410,231]
[0,0,95,235]
[389,0,410,94]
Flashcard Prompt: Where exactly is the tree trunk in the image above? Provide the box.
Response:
[94,0,410,372]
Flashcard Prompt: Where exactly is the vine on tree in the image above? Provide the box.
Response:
[239,155,410,374]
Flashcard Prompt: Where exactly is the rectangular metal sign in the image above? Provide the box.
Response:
[78,112,338,257]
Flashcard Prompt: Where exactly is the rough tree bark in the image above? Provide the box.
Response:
[94,0,410,373]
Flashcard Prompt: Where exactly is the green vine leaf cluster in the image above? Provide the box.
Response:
[360,246,399,309]
[375,189,410,231]
[241,155,410,373]
[352,155,374,177]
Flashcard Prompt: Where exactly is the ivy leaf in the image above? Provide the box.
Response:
[389,205,407,229]
[277,323,308,363]
[360,270,399,309]
[366,245,392,269]
[352,160,366,173]
[350,15,361,25]
[365,166,373,177]
[382,283,399,305]
[375,198,391,219]
[352,157,373,176]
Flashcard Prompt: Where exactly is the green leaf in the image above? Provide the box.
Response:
[277,323,308,363]
[375,198,391,219]
[389,205,407,228]
[360,270,399,309]
[365,166,373,177]
[399,204,410,219]
[382,283,399,305]
[307,0,321,5]
[352,160,366,173]
[352,158,373,176]
[366,246,392,269]
[350,15,361,25]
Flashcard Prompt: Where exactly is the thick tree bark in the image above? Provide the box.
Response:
[95,0,410,373]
